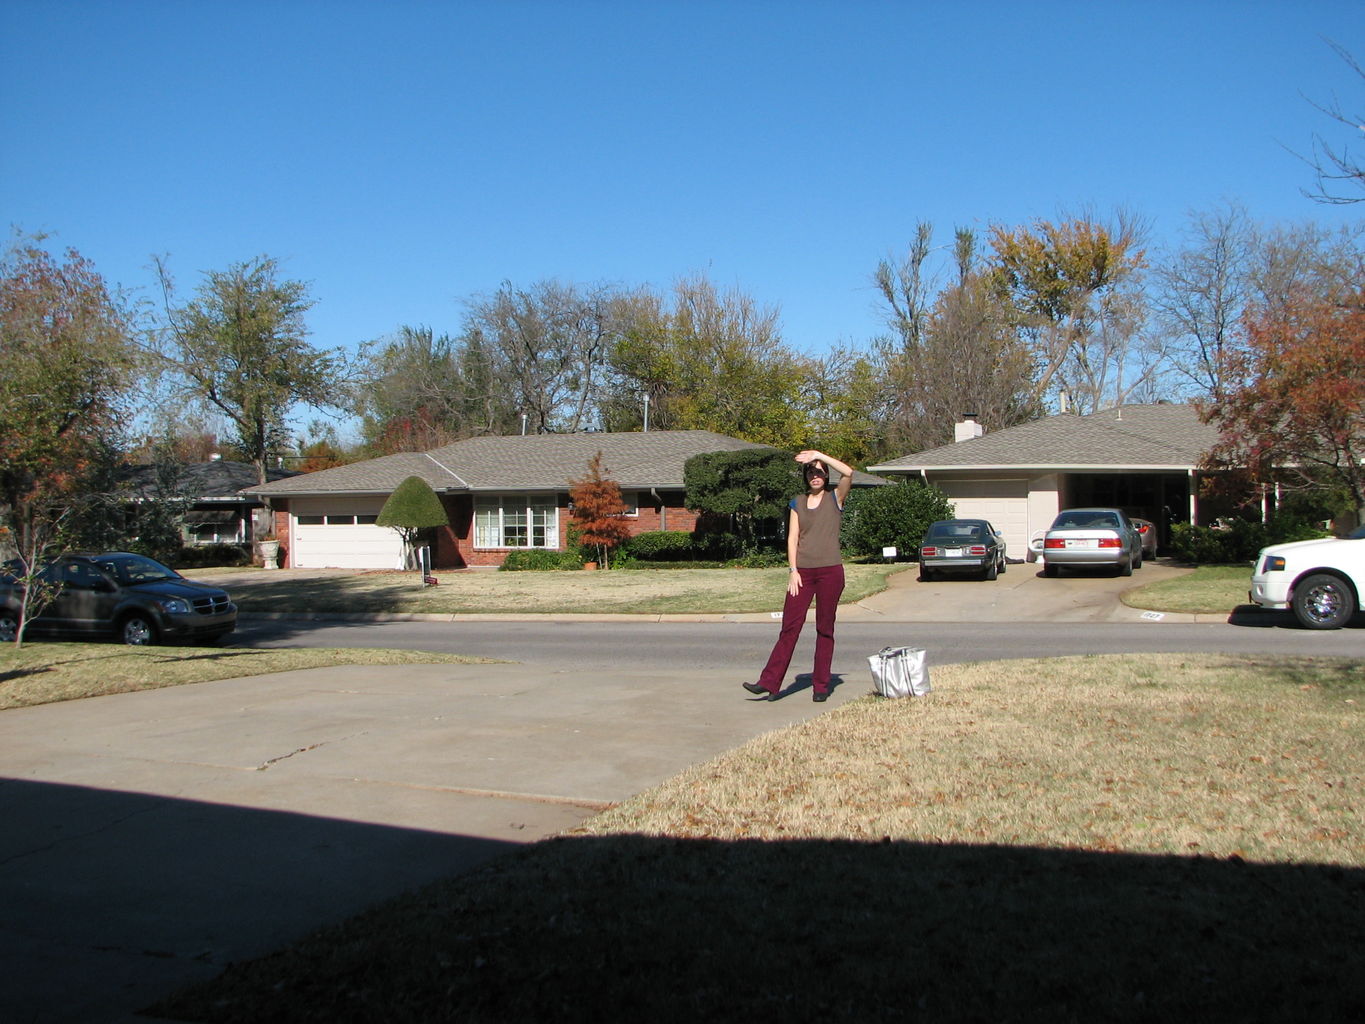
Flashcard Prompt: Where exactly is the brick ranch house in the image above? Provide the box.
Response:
[243,430,878,570]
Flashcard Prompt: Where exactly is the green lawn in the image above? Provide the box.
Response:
[188,562,905,616]
[1121,564,1250,614]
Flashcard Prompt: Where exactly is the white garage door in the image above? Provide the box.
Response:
[289,497,406,569]
[936,479,1030,561]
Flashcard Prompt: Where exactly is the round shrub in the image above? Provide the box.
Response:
[840,480,955,558]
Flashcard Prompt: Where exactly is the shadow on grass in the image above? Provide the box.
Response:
[6,774,1361,1023]
[224,576,423,614]
[149,831,1365,1023]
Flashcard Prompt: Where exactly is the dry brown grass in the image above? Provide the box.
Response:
[583,654,1363,865]
[188,563,903,616]
[152,654,1364,1024]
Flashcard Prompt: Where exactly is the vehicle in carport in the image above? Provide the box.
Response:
[1249,526,1365,629]
[918,519,1007,581]
[1130,517,1159,559]
[1036,508,1143,577]
[0,552,237,645]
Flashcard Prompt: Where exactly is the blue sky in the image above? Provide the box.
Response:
[4,0,1362,430]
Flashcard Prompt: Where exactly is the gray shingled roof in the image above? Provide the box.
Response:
[118,460,297,500]
[244,430,776,497]
[868,404,1219,472]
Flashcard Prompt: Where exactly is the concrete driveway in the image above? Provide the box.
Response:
[0,560,1198,1022]
[844,559,1198,623]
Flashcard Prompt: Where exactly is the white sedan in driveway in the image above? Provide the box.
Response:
[1250,526,1365,629]
[1036,508,1144,577]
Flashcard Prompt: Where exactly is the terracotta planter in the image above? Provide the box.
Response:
[583,561,598,571]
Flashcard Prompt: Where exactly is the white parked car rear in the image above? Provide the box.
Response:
[1249,527,1365,629]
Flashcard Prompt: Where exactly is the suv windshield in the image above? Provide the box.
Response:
[95,554,181,586]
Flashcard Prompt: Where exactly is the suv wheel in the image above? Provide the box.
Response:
[120,614,158,646]
[1291,573,1356,630]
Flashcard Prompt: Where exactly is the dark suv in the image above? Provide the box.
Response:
[0,552,236,645]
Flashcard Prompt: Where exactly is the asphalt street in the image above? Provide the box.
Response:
[236,616,1365,673]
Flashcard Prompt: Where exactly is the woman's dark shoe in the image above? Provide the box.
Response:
[812,691,829,703]
[742,682,777,700]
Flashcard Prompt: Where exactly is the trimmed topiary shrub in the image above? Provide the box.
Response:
[377,476,449,569]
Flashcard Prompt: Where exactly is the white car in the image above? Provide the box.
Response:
[1249,527,1365,629]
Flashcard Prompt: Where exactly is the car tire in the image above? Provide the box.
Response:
[1133,550,1143,569]
[119,614,159,646]
[0,610,18,644]
[998,557,1006,575]
[919,569,935,582]
[983,560,998,581]
[1119,555,1133,577]
[1291,573,1356,630]
[1043,562,1058,578]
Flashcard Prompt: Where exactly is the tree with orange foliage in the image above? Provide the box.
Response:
[568,452,632,568]
[1202,291,1365,524]
[1,237,136,556]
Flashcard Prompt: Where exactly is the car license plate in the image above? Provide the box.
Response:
[1066,539,1097,549]
[945,548,964,557]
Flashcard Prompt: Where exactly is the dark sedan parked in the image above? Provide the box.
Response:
[919,519,1008,581]
[0,552,236,645]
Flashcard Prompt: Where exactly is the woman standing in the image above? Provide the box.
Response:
[743,449,854,703]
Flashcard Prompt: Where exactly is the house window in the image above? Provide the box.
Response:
[474,495,559,549]
[618,491,639,518]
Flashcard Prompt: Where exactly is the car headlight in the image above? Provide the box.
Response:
[155,598,191,614]
[1261,556,1286,573]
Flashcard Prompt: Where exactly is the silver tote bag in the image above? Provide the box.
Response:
[868,645,931,698]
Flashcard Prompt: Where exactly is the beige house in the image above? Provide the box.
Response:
[868,404,1222,559]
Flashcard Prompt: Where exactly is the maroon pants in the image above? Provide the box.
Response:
[756,564,846,695]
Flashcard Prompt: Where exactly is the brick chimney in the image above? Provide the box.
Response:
[954,413,984,443]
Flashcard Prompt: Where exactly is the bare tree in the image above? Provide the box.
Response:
[462,280,621,433]
[873,224,1040,451]
[358,325,518,453]
[1301,40,1365,205]
[1152,202,1255,398]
